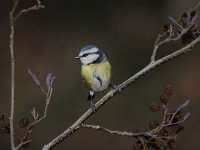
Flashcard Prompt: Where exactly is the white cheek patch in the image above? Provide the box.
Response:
[80,54,99,65]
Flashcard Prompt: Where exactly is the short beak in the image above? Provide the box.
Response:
[75,56,80,59]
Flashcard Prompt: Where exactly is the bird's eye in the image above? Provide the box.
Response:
[82,53,89,57]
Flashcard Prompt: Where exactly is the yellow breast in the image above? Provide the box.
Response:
[81,61,111,92]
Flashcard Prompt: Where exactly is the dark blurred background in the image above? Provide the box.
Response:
[1,0,200,149]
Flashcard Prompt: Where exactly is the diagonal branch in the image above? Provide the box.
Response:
[42,30,200,150]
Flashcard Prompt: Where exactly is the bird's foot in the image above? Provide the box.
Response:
[89,100,96,112]
[110,84,121,93]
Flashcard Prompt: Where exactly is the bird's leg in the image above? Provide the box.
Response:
[87,91,96,112]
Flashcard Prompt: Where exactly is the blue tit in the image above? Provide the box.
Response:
[75,44,111,111]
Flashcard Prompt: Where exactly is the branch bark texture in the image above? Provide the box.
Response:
[9,1,18,149]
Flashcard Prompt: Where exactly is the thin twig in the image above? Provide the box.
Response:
[14,0,45,22]
[8,1,44,149]
[15,140,31,150]
[9,1,19,149]
[81,124,145,137]
[150,13,197,64]
[80,99,189,141]
[15,80,54,150]
[168,17,184,30]
[194,1,200,11]
[150,34,162,63]
[150,25,175,63]
[139,137,146,150]
[150,3,200,64]
[78,101,188,150]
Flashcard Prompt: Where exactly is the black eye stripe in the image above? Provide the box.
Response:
[82,53,89,57]
[81,52,99,57]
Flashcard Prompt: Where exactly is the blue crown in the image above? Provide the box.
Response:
[78,44,108,64]
[81,44,98,52]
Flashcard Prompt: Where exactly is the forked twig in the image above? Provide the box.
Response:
[15,71,55,149]
[9,1,45,149]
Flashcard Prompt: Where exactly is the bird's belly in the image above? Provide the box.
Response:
[91,76,110,92]
[81,61,111,92]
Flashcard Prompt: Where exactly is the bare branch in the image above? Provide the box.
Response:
[81,102,190,138]
[14,0,45,22]
[76,101,190,150]
[193,1,200,11]
[168,17,184,30]
[30,107,39,121]
[16,71,55,150]
[42,31,198,149]
[148,100,190,139]
[150,11,198,64]
[81,124,144,137]
[139,137,146,150]
[9,0,19,149]
[9,1,45,149]
[6,0,197,149]
[80,99,190,150]
[16,140,31,150]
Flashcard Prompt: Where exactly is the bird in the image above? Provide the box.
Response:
[75,44,111,111]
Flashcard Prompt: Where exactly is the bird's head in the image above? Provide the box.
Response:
[75,45,107,65]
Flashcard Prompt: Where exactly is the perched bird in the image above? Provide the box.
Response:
[75,45,111,111]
